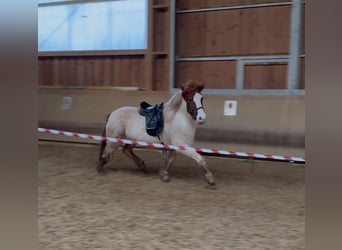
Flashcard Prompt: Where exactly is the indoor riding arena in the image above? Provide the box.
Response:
[38,0,305,249]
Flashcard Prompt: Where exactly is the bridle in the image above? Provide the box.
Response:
[184,93,204,120]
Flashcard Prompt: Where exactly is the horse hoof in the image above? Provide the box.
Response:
[138,165,148,174]
[160,172,171,182]
[137,161,148,174]
[139,165,148,174]
[97,169,106,175]
[205,173,215,186]
[161,176,171,182]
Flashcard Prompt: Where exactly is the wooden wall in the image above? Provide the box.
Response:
[176,61,236,89]
[38,55,145,88]
[38,0,305,91]
[244,63,287,89]
[151,0,170,90]
[175,1,305,89]
[176,6,291,56]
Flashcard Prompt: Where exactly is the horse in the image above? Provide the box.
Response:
[97,80,215,186]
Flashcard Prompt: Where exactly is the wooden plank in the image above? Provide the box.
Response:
[176,5,291,56]
[57,57,65,85]
[67,57,76,85]
[102,57,112,86]
[85,58,94,86]
[132,56,145,88]
[145,0,154,90]
[38,55,145,87]
[112,57,121,85]
[244,63,287,89]
[154,57,169,91]
[154,9,170,52]
[76,57,85,86]
[38,58,44,84]
[38,57,53,85]
[154,0,168,5]
[114,57,123,86]
[176,61,236,88]
[93,57,102,86]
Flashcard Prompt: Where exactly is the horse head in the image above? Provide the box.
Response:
[181,80,206,125]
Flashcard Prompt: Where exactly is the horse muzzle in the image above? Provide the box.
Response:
[196,111,206,125]
[196,119,206,125]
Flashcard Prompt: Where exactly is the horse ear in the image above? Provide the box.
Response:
[181,84,185,92]
[181,80,192,92]
[197,82,205,92]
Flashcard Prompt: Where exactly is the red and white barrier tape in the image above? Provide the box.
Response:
[38,127,305,164]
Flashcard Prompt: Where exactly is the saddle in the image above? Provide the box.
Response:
[139,101,164,137]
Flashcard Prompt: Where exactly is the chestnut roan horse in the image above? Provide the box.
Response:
[97,80,215,186]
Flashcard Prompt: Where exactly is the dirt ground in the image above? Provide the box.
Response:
[38,142,305,250]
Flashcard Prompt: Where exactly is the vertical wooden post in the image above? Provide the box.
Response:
[145,0,154,90]
[169,0,175,91]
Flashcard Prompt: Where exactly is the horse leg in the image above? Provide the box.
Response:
[178,150,215,185]
[97,142,117,174]
[160,149,176,182]
[122,144,147,173]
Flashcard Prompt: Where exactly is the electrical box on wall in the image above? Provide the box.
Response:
[61,96,73,111]
[224,100,237,116]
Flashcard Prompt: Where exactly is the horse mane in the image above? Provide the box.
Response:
[164,91,183,115]
[164,80,205,120]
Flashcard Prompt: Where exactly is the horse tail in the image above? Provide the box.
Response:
[99,113,110,161]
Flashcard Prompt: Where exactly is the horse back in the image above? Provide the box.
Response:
[106,106,151,140]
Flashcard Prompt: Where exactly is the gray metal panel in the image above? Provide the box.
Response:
[243,59,289,64]
[287,0,303,90]
[176,2,293,14]
[236,60,244,90]
[171,88,305,96]
[38,0,122,7]
[176,55,290,62]
[236,58,289,90]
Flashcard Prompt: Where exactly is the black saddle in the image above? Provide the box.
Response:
[139,101,164,137]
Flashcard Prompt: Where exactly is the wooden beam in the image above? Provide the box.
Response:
[145,0,154,90]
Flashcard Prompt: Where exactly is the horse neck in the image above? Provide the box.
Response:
[164,91,195,124]
[164,91,183,113]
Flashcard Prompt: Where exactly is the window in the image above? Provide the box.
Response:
[38,0,148,52]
